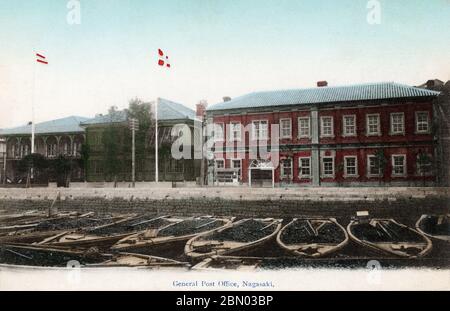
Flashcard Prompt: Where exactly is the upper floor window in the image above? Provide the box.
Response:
[252,120,268,140]
[392,155,407,177]
[320,116,334,137]
[416,111,430,134]
[343,115,356,137]
[366,114,381,136]
[298,157,311,179]
[229,122,241,142]
[298,117,310,138]
[390,113,405,135]
[279,118,292,139]
[344,156,358,177]
[321,157,334,177]
[213,123,224,141]
[47,143,57,158]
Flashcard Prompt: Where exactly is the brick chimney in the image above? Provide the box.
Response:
[223,96,232,102]
[317,81,328,87]
[196,100,208,120]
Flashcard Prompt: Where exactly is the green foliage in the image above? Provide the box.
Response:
[125,98,154,161]
[79,143,90,171]
[102,106,123,181]
[18,153,49,173]
[54,155,71,175]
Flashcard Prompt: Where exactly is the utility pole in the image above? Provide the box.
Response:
[129,118,139,188]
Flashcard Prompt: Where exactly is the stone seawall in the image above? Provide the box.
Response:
[0,187,449,219]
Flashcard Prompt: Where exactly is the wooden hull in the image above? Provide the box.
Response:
[416,215,450,242]
[112,217,233,253]
[276,218,349,258]
[347,219,433,258]
[86,252,190,269]
[185,218,283,261]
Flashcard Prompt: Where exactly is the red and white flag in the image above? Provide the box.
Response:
[36,53,48,65]
[157,49,170,68]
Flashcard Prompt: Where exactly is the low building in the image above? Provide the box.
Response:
[206,82,441,187]
[81,98,202,183]
[0,138,5,183]
[0,116,89,183]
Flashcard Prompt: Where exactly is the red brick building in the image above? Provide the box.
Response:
[206,82,441,187]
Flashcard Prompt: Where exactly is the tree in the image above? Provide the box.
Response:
[54,155,71,187]
[18,153,49,187]
[79,143,90,179]
[102,106,123,187]
[374,149,388,186]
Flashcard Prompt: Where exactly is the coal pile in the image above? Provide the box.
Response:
[206,220,277,243]
[419,216,450,236]
[159,218,224,237]
[281,221,346,245]
[34,217,116,232]
[88,215,161,236]
[0,246,103,267]
[351,221,424,243]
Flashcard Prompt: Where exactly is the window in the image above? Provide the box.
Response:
[390,113,405,135]
[231,159,242,178]
[299,157,311,178]
[368,155,381,176]
[252,120,268,140]
[47,143,57,158]
[215,159,225,169]
[214,123,224,141]
[343,115,356,136]
[279,118,292,138]
[322,157,334,177]
[298,117,310,138]
[417,154,432,176]
[229,122,241,141]
[367,114,381,136]
[344,156,358,177]
[93,161,103,175]
[62,142,71,156]
[73,142,82,156]
[280,158,293,179]
[416,112,430,133]
[320,116,334,137]
[392,155,406,176]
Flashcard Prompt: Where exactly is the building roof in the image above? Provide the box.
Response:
[81,98,197,126]
[0,116,89,136]
[207,82,441,112]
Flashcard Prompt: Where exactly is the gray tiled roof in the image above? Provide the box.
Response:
[207,82,441,112]
[0,116,89,136]
[81,98,197,126]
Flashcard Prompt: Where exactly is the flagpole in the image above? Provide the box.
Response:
[31,58,37,154]
[155,98,159,184]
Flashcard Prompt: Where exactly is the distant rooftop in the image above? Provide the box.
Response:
[0,116,89,136]
[81,98,197,126]
[207,82,441,112]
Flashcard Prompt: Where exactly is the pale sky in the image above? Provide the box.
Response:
[0,0,449,129]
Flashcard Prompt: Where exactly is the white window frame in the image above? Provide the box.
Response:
[298,157,311,179]
[230,158,242,178]
[344,156,358,178]
[367,155,382,177]
[320,116,334,138]
[390,112,405,135]
[215,159,225,169]
[366,114,381,136]
[342,115,357,137]
[391,154,407,177]
[321,157,335,178]
[229,122,242,142]
[280,158,293,179]
[251,120,269,141]
[279,118,292,139]
[298,117,311,138]
[416,111,430,134]
[213,123,224,142]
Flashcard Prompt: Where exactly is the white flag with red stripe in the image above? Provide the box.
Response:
[36,53,48,65]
